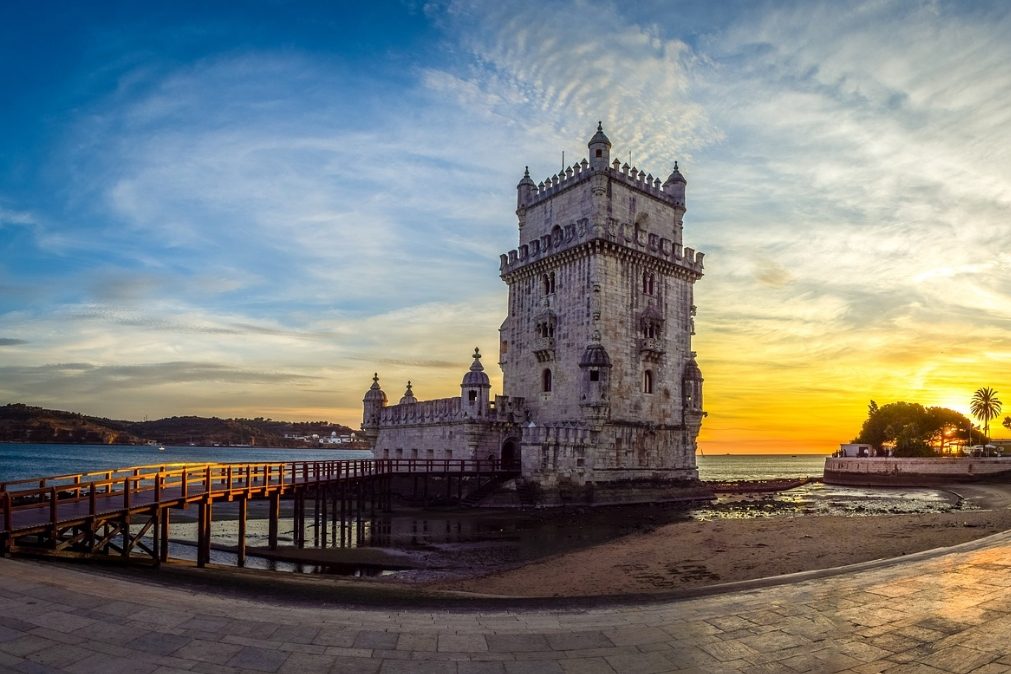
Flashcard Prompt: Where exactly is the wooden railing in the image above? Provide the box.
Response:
[1,459,511,535]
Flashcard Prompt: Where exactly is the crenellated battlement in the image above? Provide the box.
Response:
[376,394,527,427]
[378,397,461,425]
[499,219,705,277]
[520,161,686,211]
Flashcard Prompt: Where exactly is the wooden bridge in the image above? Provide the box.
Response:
[0,459,515,567]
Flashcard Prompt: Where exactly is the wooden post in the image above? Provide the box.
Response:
[313,487,321,547]
[151,509,161,567]
[267,491,279,550]
[330,487,338,546]
[320,485,328,546]
[237,496,247,567]
[294,489,304,548]
[339,479,346,548]
[197,499,212,567]
[159,507,170,562]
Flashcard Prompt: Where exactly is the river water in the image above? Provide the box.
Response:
[0,443,825,483]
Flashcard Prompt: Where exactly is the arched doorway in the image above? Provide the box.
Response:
[501,438,520,469]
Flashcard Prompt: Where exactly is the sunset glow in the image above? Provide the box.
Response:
[1,2,1009,454]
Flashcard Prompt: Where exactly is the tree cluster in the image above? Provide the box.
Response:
[854,400,979,457]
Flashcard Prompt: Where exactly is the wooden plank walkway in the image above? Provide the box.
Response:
[0,459,514,566]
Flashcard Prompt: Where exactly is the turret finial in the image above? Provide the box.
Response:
[469,347,485,373]
[597,121,603,131]
[674,160,679,171]
[524,166,530,177]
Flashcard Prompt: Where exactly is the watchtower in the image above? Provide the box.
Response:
[499,123,706,487]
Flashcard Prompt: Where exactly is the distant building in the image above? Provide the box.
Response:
[362,124,706,500]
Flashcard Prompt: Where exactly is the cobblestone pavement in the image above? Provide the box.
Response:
[2,532,1010,673]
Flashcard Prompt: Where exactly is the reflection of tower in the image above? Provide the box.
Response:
[499,123,705,484]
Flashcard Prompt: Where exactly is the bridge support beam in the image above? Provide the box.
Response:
[159,509,170,563]
[197,499,212,567]
[237,497,247,568]
[268,491,280,550]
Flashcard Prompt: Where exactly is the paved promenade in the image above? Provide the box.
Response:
[1,532,1010,673]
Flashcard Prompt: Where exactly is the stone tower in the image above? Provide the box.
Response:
[499,123,706,488]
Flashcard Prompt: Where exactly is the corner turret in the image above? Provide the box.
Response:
[588,121,611,171]
[682,354,703,415]
[399,381,417,405]
[461,347,491,418]
[361,373,387,442]
[517,166,536,208]
[663,160,687,207]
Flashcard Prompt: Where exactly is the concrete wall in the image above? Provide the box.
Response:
[824,457,1011,485]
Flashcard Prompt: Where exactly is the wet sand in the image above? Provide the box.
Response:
[423,483,1011,597]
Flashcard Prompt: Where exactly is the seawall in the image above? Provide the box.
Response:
[824,457,1011,487]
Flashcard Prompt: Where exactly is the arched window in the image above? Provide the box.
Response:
[542,368,553,393]
[549,271,556,294]
[643,370,654,394]
[543,274,551,295]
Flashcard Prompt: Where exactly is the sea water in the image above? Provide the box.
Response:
[696,454,827,481]
[0,443,829,484]
[0,442,372,483]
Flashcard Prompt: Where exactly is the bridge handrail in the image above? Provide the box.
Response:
[1,458,514,533]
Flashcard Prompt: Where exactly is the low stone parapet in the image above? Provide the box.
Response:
[824,457,1011,486]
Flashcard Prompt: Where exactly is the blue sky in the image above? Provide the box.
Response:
[1,1,1009,451]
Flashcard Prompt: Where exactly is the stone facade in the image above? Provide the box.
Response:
[362,124,706,497]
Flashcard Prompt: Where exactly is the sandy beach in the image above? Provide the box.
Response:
[420,483,1011,597]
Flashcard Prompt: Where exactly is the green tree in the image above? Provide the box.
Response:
[925,406,975,454]
[853,402,975,456]
[1003,416,1011,432]
[854,401,932,453]
[970,387,1002,443]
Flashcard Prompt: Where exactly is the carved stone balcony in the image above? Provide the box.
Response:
[638,337,665,359]
[534,336,555,362]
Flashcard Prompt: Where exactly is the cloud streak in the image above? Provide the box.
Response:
[1,1,1009,451]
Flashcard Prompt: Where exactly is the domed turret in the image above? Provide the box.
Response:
[461,347,491,417]
[682,355,703,413]
[361,373,387,442]
[517,165,536,209]
[578,343,612,368]
[399,380,417,405]
[579,342,612,423]
[588,121,611,171]
[462,347,490,387]
[663,160,687,206]
[363,372,387,404]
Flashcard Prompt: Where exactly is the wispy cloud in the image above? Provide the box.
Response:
[1,1,1008,449]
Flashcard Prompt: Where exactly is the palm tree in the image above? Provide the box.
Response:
[970,387,1002,443]
[1004,415,1011,432]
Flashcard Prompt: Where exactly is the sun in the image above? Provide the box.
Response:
[933,394,972,418]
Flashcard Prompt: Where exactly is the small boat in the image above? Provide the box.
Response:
[158,446,165,451]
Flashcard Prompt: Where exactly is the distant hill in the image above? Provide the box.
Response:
[0,403,358,447]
